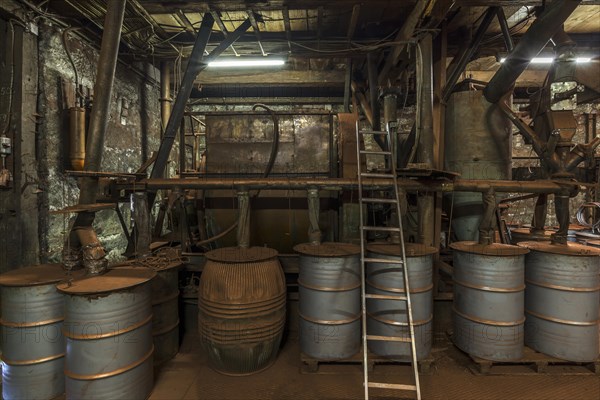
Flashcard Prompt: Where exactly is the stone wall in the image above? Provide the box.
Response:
[36,23,161,263]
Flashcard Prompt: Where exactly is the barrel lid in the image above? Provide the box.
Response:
[510,227,554,237]
[114,258,183,272]
[575,231,600,240]
[367,243,438,257]
[0,264,80,287]
[450,241,529,256]
[585,240,600,248]
[56,266,156,294]
[205,246,278,263]
[517,241,600,256]
[294,242,360,257]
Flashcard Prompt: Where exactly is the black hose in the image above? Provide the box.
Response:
[62,27,82,104]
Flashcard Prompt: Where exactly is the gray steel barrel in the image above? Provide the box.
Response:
[0,264,76,400]
[199,247,286,375]
[510,228,554,244]
[518,241,600,362]
[451,242,528,361]
[365,243,437,360]
[58,267,156,400]
[295,242,361,360]
[150,261,181,366]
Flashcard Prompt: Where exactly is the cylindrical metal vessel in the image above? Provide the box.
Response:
[150,261,181,366]
[365,243,437,360]
[451,242,528,361]
[69,107,86,171]
[0,264,75,400]
[198,247,286,375]
[518,241,600,362]
[445,90,512,241]
[295,242,361,360]
[57,267,156,400]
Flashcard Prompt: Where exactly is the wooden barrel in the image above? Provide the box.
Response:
[198,247,286,375]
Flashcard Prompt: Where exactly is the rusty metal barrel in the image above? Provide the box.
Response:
[451,242,528,361]
[57,267,156,400]
[0,264,74,400]
[518,241,600,362]
[295,242,361,360]
[365,243,437,360]
[198,247,286,375]
[150,261,181,366]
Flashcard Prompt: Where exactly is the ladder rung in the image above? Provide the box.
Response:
[367,382,417,391]
[366,334,412,343]
[361,198,397,204]
[360,172,395,178]
[360,130,388,135]
[365,293,407,301]
[362,226,401,232]
[360,150,392,156]
[363,257,403,264]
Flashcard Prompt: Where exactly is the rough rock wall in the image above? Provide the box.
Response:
[37,23,161,263]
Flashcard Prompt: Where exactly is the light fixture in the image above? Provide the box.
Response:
[207,58,285,68]
[499,57,593,64]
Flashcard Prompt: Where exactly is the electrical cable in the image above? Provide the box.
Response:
[62,27,83,102]
[2,21,15,135]
[407,42,423,163]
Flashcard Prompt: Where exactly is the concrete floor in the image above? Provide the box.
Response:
[150,334,600,400]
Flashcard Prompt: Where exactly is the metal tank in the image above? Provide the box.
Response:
[150,261,181,366]
[57,267,156,400]
[445,90,512,241]
[451,242,528,361]
[295,242,361,360]
[510,227,554,244]
[365,243,437,360]
[198,247,286,375]
[0,264,76,400]
[518,241,600,362]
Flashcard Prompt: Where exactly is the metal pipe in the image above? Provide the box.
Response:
[307,188,322,245]
[77,0,126,207]
[160,61,172,136]
[478,189,497,245]
[236,189,250,248]
[142,178,575,194]
[443,7,497,102]
[483,0,581,104]
[496,8,514,52]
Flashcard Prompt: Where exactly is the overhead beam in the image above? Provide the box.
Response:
[194,69,345,85]
[151,17,252,179]
[247,10,267,56]
[210,10,239,56]
[377,0,434,85]
[347,4,361,41]
[175,9,196,33]
[282,6,292,52]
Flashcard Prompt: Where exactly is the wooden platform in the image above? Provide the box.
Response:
[469,346,600,376]
[300,348,434,374]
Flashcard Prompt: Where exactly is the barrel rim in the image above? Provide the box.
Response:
[367,312,433,327]
[294,242,360,257]
[367,279,433,294]
[64,345,154,381]
[518,241,600,256]
[367,243,438,257]
[452,307,525,326]
[453,279,525,293]
[298,279,361,292]
[525,310,599,326]
[299,312,361,325]
[1,352,65,366]
[63,314,152,340]
[56,267,156,294]
[205,246,278,263]
[0,264,81,287]
[451,241,529,256]
[525,279,600,292]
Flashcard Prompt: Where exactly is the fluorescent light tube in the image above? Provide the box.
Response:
[499,57,592,64]
[207,59,285,68]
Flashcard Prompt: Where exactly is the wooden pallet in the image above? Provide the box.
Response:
[300,348,434,374]
[469,346,600,376]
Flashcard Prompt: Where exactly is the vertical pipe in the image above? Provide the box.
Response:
[131,193,151,256]
[418,34,435,247]
[160,61,172,136]
[367,53,381,131]
[236,189,250,248]
[307,187,322,245]
[77,0,126,207]
[179,119,185,174]
[496,8,514,52]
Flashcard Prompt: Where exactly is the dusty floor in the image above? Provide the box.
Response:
[150,334,600,400]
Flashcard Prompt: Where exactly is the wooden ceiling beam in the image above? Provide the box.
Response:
[347,4,360,42]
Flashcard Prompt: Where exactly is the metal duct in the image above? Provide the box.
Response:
[483,0,581,104]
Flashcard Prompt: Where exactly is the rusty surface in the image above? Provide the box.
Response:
[294,242,360,257]
[56,266,156,294]
[450,241,529,256]
[337,113,359,179]
[367,242,438,257]
[205,114,330,174]
[0,263,77,286]
[205,246,278,263]
[518,240,600,256]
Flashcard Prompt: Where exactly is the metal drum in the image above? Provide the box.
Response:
[518,241,600,362]
[295,242,361,360]
[150,261,181,366]
[0,264,75,400]
[451,242,528,361]
[365,243,437,360]
[58,267,156,400]
[198,247,286,375]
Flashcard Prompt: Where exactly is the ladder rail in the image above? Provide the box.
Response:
[356,122,422,400]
